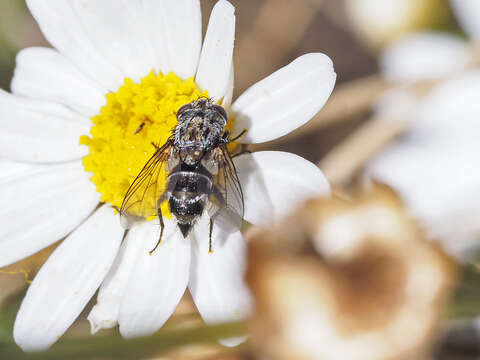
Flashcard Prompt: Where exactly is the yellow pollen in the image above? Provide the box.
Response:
[0,268,33,284]
[80,71,208,218]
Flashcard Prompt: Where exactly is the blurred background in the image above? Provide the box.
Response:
[1,0,480,359]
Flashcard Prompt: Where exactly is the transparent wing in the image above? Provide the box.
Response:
[208,144,244,232]
[120,140,174,228]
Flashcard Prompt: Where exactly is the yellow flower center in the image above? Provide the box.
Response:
[80,71,208,218]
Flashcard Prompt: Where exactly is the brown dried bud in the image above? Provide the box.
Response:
[247,184,458,360]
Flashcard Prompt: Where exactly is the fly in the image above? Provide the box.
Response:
[119,98,246,253]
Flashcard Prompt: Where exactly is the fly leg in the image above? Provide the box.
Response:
[232,148,252,159]
[149,206,165,255]
[229,129,247,142]
[209,217,214,254]
[221,129,247,144]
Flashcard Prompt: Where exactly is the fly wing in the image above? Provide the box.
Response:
[208,144,244,233]
[120,139,174,228]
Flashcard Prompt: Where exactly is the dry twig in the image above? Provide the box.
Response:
[319,114,407,185]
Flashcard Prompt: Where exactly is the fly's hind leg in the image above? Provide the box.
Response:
[149,206,165,255]
[209,218,214,254]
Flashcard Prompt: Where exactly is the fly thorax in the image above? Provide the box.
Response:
[174,115,224,149]
[179,148,204,165]
[174,97,227,153]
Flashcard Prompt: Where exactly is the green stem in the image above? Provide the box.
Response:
[0,322,246,360]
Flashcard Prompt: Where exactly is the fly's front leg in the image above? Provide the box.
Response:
[209,218,214,254]
[229,129,247,142]
[232,146,252,159]
[222,130,230,143]
[149,203,165,255]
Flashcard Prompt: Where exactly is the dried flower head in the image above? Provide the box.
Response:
[247,184,458,360]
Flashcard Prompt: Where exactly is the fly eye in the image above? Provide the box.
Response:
[177,103,193,118]
[213,105,228,121]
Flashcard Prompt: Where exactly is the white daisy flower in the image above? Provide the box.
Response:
[366,0,480,259]
[379,0,480,82]
[367,71,480,260]
[380,31,474,82]
[0,0,335,352]
[344,0,451,49]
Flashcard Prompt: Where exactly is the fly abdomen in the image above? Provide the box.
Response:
[167,171,213,238]
[169,192,205,216]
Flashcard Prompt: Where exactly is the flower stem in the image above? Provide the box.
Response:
[0,322,246,360]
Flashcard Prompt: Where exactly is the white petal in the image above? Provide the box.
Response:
[0,161,100,267]
[88,225,149,334]
[232,53,336,144]
[234,151,331,227]
[0,159,40,183]
[11,47,106,117]
[380,32,471,82]
[26,0,124,91]
[195,0,235,101]
[367,70,480,259]
[67,0,158,83]
[0,90,90,162]
[142,0,202,79]
[13,205,123,352]
[413,70,480,141]
[118,219,190,338]
[368,141,480,258]
[222,64,235,108]
[190,215,252,346]
[450,0,480,40]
